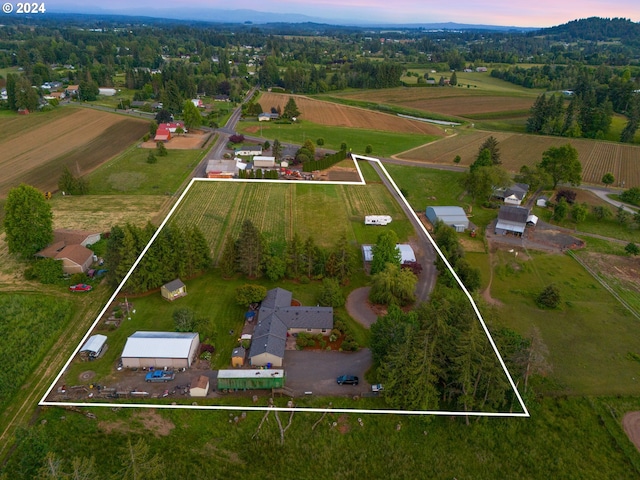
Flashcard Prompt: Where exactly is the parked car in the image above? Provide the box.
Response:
[336,375,359,385]
[69,284,92,292]
[145,370,175,382]
[371,384,384,393]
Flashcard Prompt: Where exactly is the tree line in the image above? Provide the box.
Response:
[218,219,355,284]
[105,222,212,294]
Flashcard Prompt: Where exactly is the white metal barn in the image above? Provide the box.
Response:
[121,331,200,369]
[253,156,276,168]
[365,215,392,226]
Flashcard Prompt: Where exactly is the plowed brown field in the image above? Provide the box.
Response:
[258,92,443,135]
[397,131,640,188]
[0,108,148,197]
[339,88,535,117]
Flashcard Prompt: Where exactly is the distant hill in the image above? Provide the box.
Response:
[538,17,640,45]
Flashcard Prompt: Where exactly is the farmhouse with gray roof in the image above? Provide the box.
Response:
[249,287,333,367]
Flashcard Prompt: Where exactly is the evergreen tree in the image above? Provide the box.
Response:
[272,139,282,160]
[478,136,501,165]
[219,235,237,278]
[283,97,300,119]
[303,235,318,278]
[620,96,640,143]
[235,220,264,278]
[286,233,304,278]
[324,233,353,282]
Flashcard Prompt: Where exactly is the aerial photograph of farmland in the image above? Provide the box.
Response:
[1,0,640,477]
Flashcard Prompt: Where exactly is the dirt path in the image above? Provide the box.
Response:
[345,287,378,328]
[481,249,503,306]
[623,412,640,452]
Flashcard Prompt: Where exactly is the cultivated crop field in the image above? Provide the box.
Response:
[397,130,640,188]
[334,84,537,119]
[171,179,411,262]
[257,92,443,135]
[0,108,149,197]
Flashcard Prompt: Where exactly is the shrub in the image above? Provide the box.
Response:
[143,133,150,142]
[537,284,561,309]
[229,134,245,144]
[555,190,577,204]
[147,151,157,164]
[625,242,640,256]
[317,138,325,146]
[173,307,197,332]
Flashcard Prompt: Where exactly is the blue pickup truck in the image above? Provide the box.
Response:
[145,370,175,382]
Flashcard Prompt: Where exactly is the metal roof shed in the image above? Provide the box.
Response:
[121,331,200,369]
[425,206,469,232]
[80,334,107,358]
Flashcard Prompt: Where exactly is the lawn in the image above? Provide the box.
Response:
[489,251,640,396]
[237,120,439,157]
[87,146,206,195]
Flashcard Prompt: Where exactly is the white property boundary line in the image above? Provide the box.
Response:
[40,155,529,418]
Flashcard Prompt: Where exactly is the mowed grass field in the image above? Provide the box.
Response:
[257,92,444,136]
[0,107,149,197]
[171,180,413,263]
[396,129,640,188]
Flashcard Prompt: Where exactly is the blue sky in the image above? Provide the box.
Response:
[49,0,639,27]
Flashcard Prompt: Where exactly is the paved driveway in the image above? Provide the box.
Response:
[284,349,372,396]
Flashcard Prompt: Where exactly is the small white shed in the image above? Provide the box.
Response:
[190,375,210,397]
[80,334,107,360]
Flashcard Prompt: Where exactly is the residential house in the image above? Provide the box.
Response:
[191,98,204,108]
[494,183,529,206]
[65,85,79,97]
[234,146,263,157]
[249,288,333,367]
[258,112,279,121]
[35,229,100,274]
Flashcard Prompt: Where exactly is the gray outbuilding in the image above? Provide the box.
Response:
[425,206,469,232]
[121,331,200,369]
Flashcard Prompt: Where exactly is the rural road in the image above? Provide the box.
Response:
[368,160,438,303]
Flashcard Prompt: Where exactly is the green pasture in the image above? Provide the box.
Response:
[490,251,640,396]
[3,395,640,479]
[0,294,75,409]
[532,205,640,243]
[87,146,205,195]
[172,181,414,258]
[237,120,438,157]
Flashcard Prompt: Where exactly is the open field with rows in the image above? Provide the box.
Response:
[0,108,149,197]
[171,179,411,262]
[334,76,539,119]
[397,130,640,188]
[257,92,444,135]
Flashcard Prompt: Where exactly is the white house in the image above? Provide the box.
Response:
[191,98,204,108]
[235,146,262,156]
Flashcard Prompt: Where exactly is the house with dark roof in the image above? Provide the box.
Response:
[249,288,333,367]
[495,206,530,236]
[493,183,529,206]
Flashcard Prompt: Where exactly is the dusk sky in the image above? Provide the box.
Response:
[49,0,640,27]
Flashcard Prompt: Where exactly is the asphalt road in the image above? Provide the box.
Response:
[283,349,373,397]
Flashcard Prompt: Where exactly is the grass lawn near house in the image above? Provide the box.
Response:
[87,146,205,195]
[489,250,640,396]
[64,270,370,384]
[237,119,439,158]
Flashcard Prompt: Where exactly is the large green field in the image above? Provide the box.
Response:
[237,120,438,157]
[87,146,206,195]
[171,180,414,261]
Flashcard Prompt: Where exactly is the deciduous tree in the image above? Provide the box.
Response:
[370,230,400,275]
[182,99,202,129]
[538,143,582,189]
[3,184,53,258]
